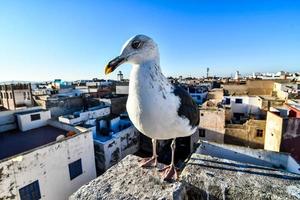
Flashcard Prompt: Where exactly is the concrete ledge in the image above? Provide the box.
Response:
[71,153,300,200]
[181,153,300,200]
[70,155,184,200]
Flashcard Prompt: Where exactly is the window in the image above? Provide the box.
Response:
[10,92,12,99]
[199,129,206,137]
[256,129,264,137]
[0,92,2,98]
[235,98,243,104]
[69,159,83,180]
[201,113,204,116]
[225,98,230,105]
[19,180,41,200]
[30,114,41,121]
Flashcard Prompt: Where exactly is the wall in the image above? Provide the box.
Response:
[207,89,223,101]
[94,126,139,173]
[14,89,33,108]
[38,96,83,118]
[0,110,18,133]
[0,107,43,133]
[1,90,15,110]
[101,96,128,115]
[223,96,262,118]
[0,131,96,200]
[116,86,129,95]
[79,107,110,122]
[223,80,274,96]
[280,117,300,162]
[17,110,51,131]
[225,119,266,149]
[264,111,284,152]
[199,108,225,143]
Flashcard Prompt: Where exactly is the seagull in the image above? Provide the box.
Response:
[104,35,199,181]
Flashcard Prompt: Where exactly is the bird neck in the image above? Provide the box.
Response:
[129,60,166,90]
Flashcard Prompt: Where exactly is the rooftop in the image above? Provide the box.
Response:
[0,125,67,161]
[15,108,47,115]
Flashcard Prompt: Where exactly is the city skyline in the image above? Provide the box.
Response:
[1,0,300,81]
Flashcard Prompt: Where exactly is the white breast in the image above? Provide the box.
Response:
[126,63,196,140]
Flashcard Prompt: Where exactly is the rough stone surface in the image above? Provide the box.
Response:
[71,154,300,200]
[181,153,300,200]
[70,155,185,200]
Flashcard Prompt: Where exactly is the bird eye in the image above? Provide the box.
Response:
[131,40,142,49]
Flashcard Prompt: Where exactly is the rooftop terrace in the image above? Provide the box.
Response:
[0,125,67,161]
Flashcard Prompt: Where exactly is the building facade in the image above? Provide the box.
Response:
[0,111,96,200]
[0,84,34,110]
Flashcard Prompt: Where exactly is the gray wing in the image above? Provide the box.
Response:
[173,85,199,128]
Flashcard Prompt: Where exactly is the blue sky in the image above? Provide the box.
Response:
[0,0,299,81]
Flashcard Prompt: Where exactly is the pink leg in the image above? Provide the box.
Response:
[140,139,158,167]
[159,139,178,181]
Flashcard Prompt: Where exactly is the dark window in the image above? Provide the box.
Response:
[10,92,12,99]
[225,98,230,105]
[69,159,83,180]
[30,114,41,121]
[199,129,206,137]
[235,98,243,104]
[256,129,263,137]
[19,180,41,200]
[298,84,300,90]
[0,92,2,98]
[201,113,204,116]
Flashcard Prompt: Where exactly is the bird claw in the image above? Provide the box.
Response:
[159,164,178,181]
[139,156,157,168]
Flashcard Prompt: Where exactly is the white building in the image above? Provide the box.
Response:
[58,105,110,125]
[0,84,33,110]
[93,114,139,172]
[16,109,51,131]
[0,111,96,200]
[273,82,300,100]
[223,95,262,122]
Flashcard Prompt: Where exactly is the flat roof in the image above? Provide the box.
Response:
[15,109,47,115]
[0,125,67,161]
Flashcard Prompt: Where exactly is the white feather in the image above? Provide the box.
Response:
[126,61,196,140]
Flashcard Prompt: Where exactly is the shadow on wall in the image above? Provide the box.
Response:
[224,134,264,149]
[198,129,225,144]
[188,157,300,181]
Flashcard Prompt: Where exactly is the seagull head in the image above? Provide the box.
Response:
[105,34,159,75]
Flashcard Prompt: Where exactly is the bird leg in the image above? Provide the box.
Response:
[159,138,178,181]
[140,139,158,167]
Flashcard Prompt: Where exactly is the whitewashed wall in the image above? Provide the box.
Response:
[17,110,51,131]
[0,131,96,200]
[94,126,139,171]
[224,96,262,115]
[58,107,110,125]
